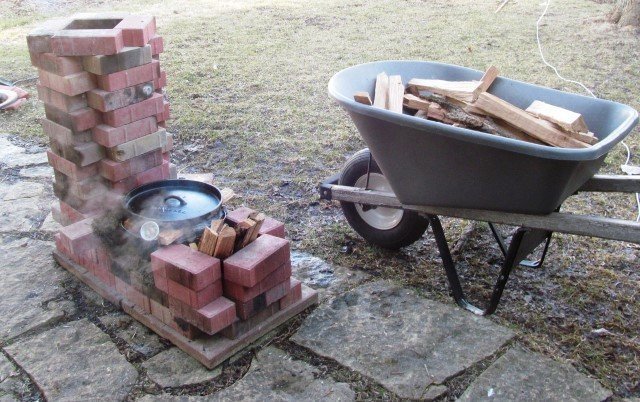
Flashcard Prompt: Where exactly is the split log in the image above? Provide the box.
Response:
[211,219,225,233]
[478,66,500,93]
[234,218,256,250]
[525,100,589,134]
[189,243,198,251]
[198,227,219,255]
[407,78,482,103]
[373,72,389,109]
[244,212,265,245]
[474,92,590,148]
[405,93,540,143]
[220,188,236,204]
[387,75,404,113]
[158,229,183,246]
[214,225,236,259]
[354,91,373,105]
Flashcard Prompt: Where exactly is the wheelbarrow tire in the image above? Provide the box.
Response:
[339,149,429,250]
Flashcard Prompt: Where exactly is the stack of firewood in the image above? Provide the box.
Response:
[353,66,597,149]
[196,212,266,258]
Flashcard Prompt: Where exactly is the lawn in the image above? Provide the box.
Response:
[1,0,639,397]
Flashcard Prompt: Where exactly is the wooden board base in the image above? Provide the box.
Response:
[53,250,319,369]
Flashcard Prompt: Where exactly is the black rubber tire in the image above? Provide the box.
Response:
[339,149,429,249]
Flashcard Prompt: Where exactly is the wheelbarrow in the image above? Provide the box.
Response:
[320,61,640,316]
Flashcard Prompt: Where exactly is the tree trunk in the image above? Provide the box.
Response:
[610,0,640,27]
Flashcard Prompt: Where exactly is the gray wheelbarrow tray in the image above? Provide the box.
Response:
[320,60,640,315]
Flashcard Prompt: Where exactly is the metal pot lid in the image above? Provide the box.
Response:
[124,179,222,222]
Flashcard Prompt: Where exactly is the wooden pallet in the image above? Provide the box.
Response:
[53,250,319,369]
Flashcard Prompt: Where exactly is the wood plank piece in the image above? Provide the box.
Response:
[387,75,404,113]
[329,185,640,244]
[478,66,500,93]
[407,78,482,103]
[526,100,589,134]
[213,225,236,259]
[373,72,389,109]
[474,92,590,148]
[198,227,219,255]
[353,91,372,106]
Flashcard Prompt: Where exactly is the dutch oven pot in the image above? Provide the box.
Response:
[122,179,225,248]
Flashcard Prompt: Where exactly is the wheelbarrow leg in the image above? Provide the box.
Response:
[487,222,553,268]
[427,215,552,316]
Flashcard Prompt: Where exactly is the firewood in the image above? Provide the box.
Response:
[353,92,373,105]
[478,66,500,93]
[407,78,482,103]
[158,229,183,246]
[525,100,589,134]
[244,212,265,246]
[538,119,598,145]
[198,227,218,255]
[220,188,236,204]
[373,72,389,109]
[214,225,236,259]
[210,219,225,233]
[189,243,198,251]
[235,218,256,250]
[387,75,404,113]
[474,92,590,148]
[406,93,522,140]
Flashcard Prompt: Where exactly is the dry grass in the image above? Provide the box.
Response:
[1,0,639,397]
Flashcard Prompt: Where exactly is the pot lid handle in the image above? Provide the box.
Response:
[164,195,187,207]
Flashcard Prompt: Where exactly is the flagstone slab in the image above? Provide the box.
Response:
[5,319,138,401]
[292,280,514,400]
[457,346,612,402]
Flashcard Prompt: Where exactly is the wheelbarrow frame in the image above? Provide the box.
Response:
[319,173,640,315]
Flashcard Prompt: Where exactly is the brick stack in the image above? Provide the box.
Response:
[27,13,173,225]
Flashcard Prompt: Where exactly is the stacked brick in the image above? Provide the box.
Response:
[147,207,302,340]
[27,13,174,225]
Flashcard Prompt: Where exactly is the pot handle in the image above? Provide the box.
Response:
[164,195,187,206]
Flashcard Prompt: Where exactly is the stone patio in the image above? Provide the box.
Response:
[0,133,613,400]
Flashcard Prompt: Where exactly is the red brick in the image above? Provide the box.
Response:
[220,302,278,339]
[197,297,236,335]
[168,296,201,326]
[92,116,157,147]
[115,15,156,47]
[152,267,168,293]
[226,207,255,224]
[102,93,163,127]
[38,69,96,97]
[37,83,87,112]
[87,81,155,112]
[58,218,98,262]
[50,29,124,56]
[115,276,130,297]
[163,132,173,153]
[51,202,71,226]
[99,149,163,181]
[150,298,166,321]
[109,161,168,193]
[82,45,151,75]
[30,52,83,75]
[106,128,166,162]
[96,63,155,92]
[223,261,292,302]
[44,104,100,132]
[152,244,222,289]
[47,151,99,180]
[148,35,164,55]
[222,234,290,287]
[151,59,161,78]
[27,18,70,54]
[167,279,222,309]
[50,139,104,167]
[234,279,290,320]
[260,217,286,238]
[53,170,107,201]
[128,286,151,313]
[58,199,99,222]
[279,278,302,309]
[42,118,93,146]
[54,232,71,256]
[154,70,167,91]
